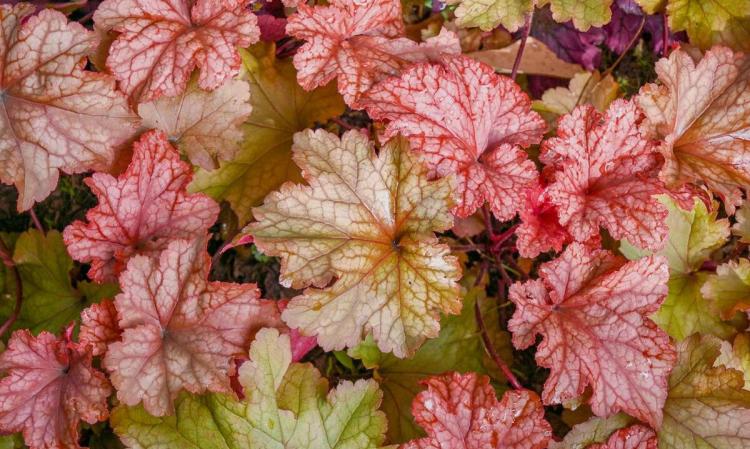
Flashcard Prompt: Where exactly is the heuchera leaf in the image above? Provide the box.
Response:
[286,0,460,105]
[549,413,635,449]
[138,78,252,170]
[349,276,512,443]
[533,71,620,119]
[508,242,675,427]
[402,372,552,449]
[716,334,750,390]
[637,46,750,213]
[450,0,535,32]
[0,328,111,449]
[189,43,345,225]
[659,334,750,448]
[449,0,613,31]
[248,129,461,358]
[541,100,668,250]
[103,238,283,416]
[63,130,220,283]
[111,328,387,449]
[515,181,571,258]
[702,257,750,320]
[620,196,735,340]
[94,0,259,102]
[531,6,606,71]
[79,299,120,357]
[666,0,750,51]
[732,200,750,243]
[0,4,138,212]
[361,55,546,220]
[0,229,117,335]
[589,425,657,449]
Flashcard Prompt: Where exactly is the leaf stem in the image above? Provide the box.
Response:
[602,15,646,79]
[29,207,44,234]
[662,14,670,57]
[510,10,534,81]
[0,238,22,339]
[474,298,523,390]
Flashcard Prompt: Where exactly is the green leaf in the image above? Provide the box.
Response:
[716,333,750,390]
[667,0,750,51]
[549,413,634,449]
[659,334,750,448]
[0,230,118,335]
[450,0,613,31]
[621,197,734,340]
[112,328,387,449]
[189,43,345,225]
[348,278,511,443]
[452,0,535,32]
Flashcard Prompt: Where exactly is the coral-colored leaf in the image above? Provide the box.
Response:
[79,299,120,357]
[0,329,111,449]
[702,257,750,320]
[63,131,219,283]
[248,129,460,357]
[361,55,546,219]
[189,43,345,225]
[138,78,252,170]
[0,4,138,212]
[508,242,675,427]
[94,0,259,102]
[638,46,750,213]
[516,182,571,257]
[590,425,657,449]
[103,238,282,416]
[287,0,460,105]
[402,372,552,449]
[541,100,668,250]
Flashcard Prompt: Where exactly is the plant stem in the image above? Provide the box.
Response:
[29,207,44,234]
[0,239,22,339]
[662,14,670,57]
[510,10,534,81]
[474,299,523,390]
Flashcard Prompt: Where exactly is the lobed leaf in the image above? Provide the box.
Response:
[0,4,138,211]
[659,334,750,448]
[638,46,750,213]
[542,100,668,250]
[0,329,111,449]
[361,55,546,220]
[94,0,259,102]
[103,238,283,416]
[63,131,219,283]
[402,372,552,449]
[508,242,675,427]
[248,129,461,358]
[111,328,387,449]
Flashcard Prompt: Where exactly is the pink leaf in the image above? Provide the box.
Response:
[360,55,546,219]
[103,238,283,416]
[590,425,657,449]
[516,182,571,258]
[287,0,460,105]
[94,0,259,102]
[508,242,675,428]
[277,299,317,362]
[0,4,138,212]
[63,130,219,283]
[541,100,668,250]
[79,299,120,357]
[0,329,111,449]
[402,372,552,449]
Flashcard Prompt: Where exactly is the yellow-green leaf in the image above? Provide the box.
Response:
[451,0,534,32]
[112,329,387,449]
[621,197,733,340]
[659,334,750,448]
[667,0,750,51]
[189,43,345,225]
